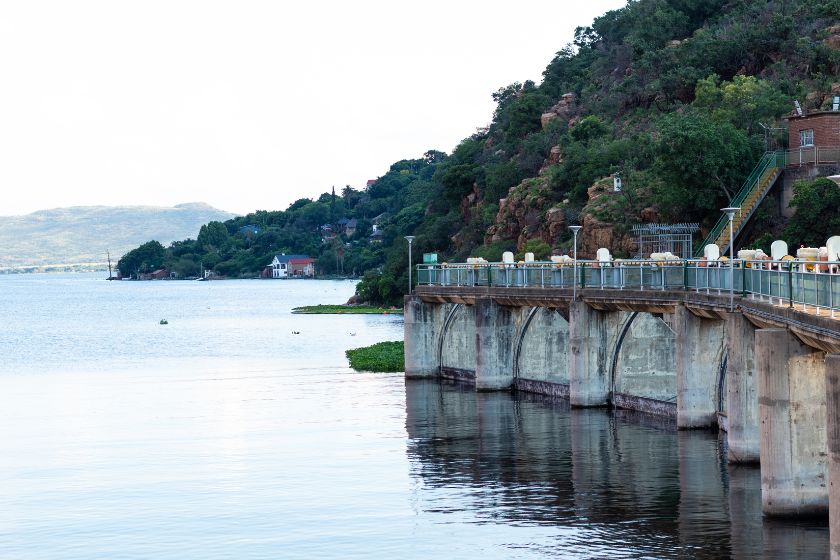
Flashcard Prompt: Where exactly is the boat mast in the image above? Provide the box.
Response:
[107,251,113,279]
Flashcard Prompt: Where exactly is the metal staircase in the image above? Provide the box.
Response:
[694,150,785,256]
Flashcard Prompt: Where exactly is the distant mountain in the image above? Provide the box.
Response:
[0,202,237,270]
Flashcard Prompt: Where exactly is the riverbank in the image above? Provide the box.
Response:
[346,341,404,372]
[293,304,402,315]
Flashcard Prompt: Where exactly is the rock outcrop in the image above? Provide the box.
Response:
[577,177,637,258]
[540,93,576,128]
[826,25,840,50]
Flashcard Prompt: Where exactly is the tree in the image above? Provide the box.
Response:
[197,221,229,251]
[117,240,166,276]
[783,178,840,248]
[654,109,760,219]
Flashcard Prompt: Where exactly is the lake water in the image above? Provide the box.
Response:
[0,273,829,559]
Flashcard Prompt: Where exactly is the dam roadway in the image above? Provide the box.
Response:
[404,263,840,557]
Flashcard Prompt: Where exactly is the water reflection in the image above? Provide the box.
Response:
[405,379,829,559]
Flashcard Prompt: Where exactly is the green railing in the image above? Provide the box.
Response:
[416,260,840,314]
[694,150,785,256]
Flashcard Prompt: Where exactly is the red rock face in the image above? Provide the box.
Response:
[540,93,577,129]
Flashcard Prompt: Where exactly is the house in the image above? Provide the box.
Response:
[270,254,316,278]
[150,268,169,280]
[781,106,840,216]
[372,212,390,226]
[369,229,384,243]
[786,109,840,150]
[238,224,260,236]
[345,218,358,237]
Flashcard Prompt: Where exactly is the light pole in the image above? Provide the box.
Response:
[404,235,415,293]
[569,225,582,300]
[722,207,739,311]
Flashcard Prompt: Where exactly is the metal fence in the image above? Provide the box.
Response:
[785,146,840,166]
[416,260,840,316]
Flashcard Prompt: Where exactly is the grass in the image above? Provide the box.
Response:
[292,304,402,315]
[346,341,404,372]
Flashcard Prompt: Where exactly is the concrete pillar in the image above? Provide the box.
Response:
[826,354,840,558]
[568,300,609,407]
[474,298,515,391]
[403,295,440,378]
[674,304,724,428]
[726,312,760,463]
[757,328,827,517]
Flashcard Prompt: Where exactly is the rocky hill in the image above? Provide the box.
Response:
[0,203,236,270]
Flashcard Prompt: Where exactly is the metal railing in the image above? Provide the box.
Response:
[694,151,785,256]
[416,259,840,316]
[785,146,840,166]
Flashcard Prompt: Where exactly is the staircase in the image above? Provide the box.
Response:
[695,151,785,257]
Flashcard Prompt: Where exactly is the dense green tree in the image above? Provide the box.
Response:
[654,109,760,219]
[117,240,166,276]
[197,221,230,251]
[783,178,840,248]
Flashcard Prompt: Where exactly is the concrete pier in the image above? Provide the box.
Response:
[475,298,516,391]
[726,312,759,463]
[569,300,609,407]
[826,354,840,558]
[403,295,441,378]
[757,328,828,517]
[674,305,724,429]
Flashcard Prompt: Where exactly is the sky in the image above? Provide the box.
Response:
[0,0,627,217]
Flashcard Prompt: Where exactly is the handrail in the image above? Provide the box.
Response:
[694,150,785,256]
[785,145,840,166]
[416,258,840,314]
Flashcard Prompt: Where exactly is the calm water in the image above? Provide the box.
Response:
[0,273,829,559]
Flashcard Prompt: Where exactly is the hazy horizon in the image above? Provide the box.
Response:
[0,0,626,217]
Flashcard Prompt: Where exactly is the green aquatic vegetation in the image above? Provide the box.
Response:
[292,305,402,315]
[346,341,404,372]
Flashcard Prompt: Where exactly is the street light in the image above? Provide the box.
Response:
[404,235,415,293]
[569,225,582,300]
[721,207,739,311]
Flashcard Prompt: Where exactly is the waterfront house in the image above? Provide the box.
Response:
[270,254,316,278]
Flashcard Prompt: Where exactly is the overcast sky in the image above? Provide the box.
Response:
[0,0,626,217]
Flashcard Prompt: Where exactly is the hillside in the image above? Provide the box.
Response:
[120,0,840,302]
[0,203,236,270]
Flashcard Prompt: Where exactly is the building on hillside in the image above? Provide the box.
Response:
[270,254,316,278]
[786,109,840,151]
[345,218,358,237]
[238,224,260,236]
[781,107,840,216]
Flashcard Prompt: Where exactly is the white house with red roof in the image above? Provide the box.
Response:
[270,254,315,278]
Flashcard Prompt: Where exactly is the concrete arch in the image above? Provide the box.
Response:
[512,307,571,396]
[512,307,541,379]
[609,311,678,417]
[437,303,476,381]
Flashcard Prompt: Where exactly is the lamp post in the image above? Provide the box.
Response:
[569,225,582,300]
[404,235,415,293]
[721,207,739,311]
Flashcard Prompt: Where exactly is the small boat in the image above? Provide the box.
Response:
[160,319,168,325]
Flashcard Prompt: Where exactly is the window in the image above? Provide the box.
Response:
[800,129,814,147]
